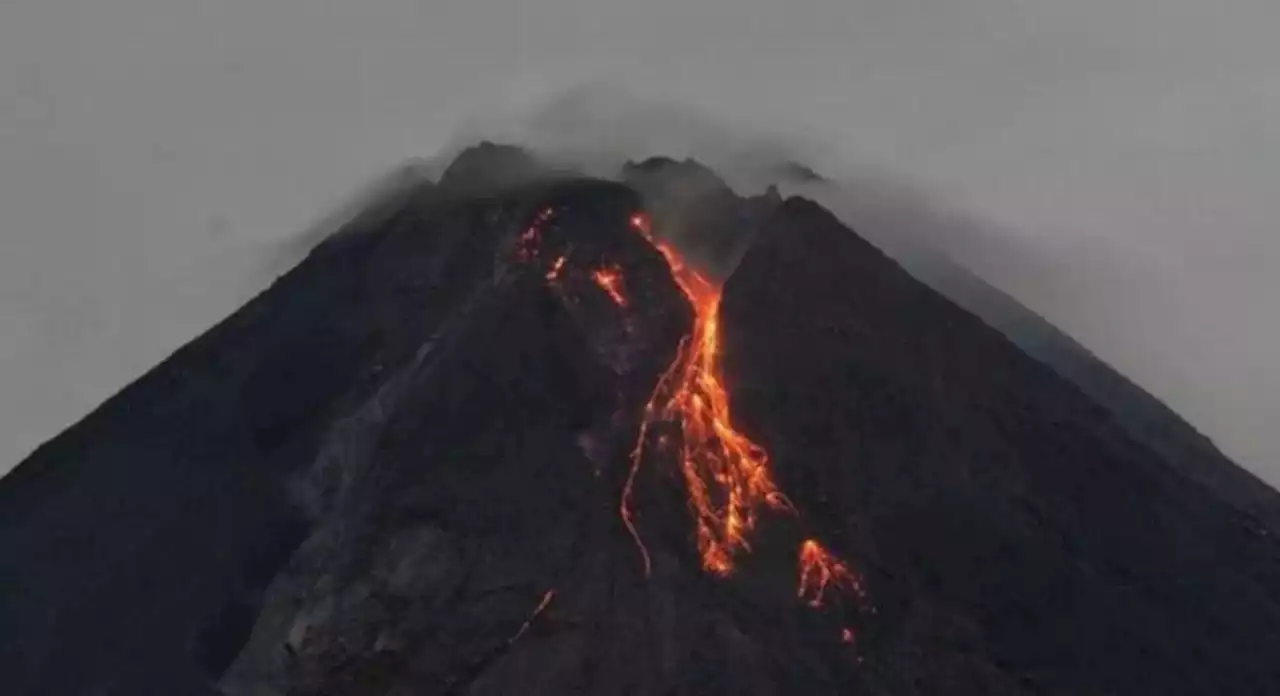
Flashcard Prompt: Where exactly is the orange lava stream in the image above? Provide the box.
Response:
[545,255,568,281]
[797,539,864,608]
[623,214,793,577]
[590,266,628,307]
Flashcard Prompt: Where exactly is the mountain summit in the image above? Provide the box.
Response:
[2,144,1278,696]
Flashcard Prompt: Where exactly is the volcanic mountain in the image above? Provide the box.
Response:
[2,143,1278,696]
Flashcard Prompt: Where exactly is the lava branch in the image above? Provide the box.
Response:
[591,266,628,307]
[507,589,557,646]
[797,538,864,608]
[798,538,866,647]
[516,208,629,310]
[516,207,557,262]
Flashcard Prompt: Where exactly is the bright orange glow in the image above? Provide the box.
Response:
[591,266,628,307]
[797,539,863,608]
[514,209,867,628]
[624,213,792,577]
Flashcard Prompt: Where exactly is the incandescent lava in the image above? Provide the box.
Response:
[622,212,793,578]
[514,204,865,625]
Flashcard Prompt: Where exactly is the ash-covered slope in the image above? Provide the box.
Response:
[2,144,1279,696]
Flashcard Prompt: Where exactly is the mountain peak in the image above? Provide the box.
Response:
[621,156,734,199]
[3,146,1278,696]
[437,141,548,192]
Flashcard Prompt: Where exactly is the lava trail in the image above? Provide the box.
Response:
[591,266,628,307]
[515,206,865,621]
[622,213,795,577]
[798,538,864,608]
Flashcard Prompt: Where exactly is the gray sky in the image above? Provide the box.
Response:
[1,0,1277,483]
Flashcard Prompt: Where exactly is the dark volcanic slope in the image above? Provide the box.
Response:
[720,197,1280,694]
[1,145,1279,696]
[892,243,1280,537]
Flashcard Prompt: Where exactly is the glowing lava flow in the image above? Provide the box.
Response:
[591,266,628,307]
[797,538,864,608]
[623,213,794,577]
[517,207,557,262]
[515,207,866,631]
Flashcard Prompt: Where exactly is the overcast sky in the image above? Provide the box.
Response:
[1,0,1277,483]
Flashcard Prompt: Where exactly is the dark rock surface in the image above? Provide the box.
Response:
[903,249,1280,536]
[721,197,1280,694]
[1,144,1278,695]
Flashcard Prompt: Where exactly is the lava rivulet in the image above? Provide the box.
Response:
[591,266,628,307]
[545,255,568,282]
[798,538,864,608]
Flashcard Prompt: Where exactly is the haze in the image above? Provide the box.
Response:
[1,0,1276,483]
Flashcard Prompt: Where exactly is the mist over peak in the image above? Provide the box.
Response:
[437,142,557,193]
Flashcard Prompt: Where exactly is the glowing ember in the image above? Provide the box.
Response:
[797,539,863,608]
[590,266,628,307]
[517,207,557,261]
[623,213,792,577]
[626,214,863,617]
[507,589,556,646]
[545,255,568,282]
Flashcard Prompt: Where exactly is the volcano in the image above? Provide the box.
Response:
[2,143,1279,696]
